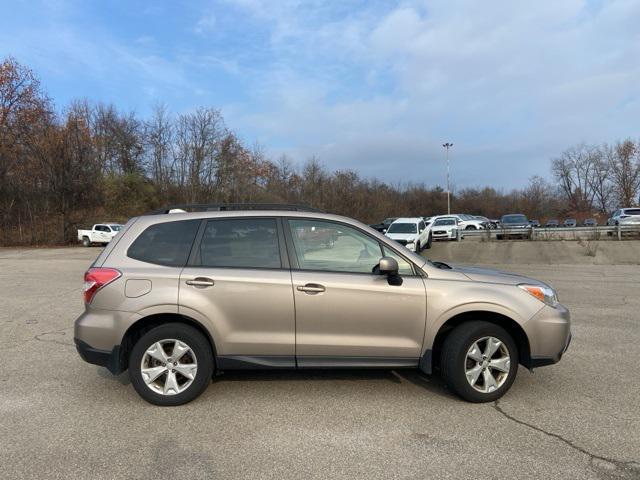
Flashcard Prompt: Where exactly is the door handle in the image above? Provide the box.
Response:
[185,277,215,288]
[297,283,325,294]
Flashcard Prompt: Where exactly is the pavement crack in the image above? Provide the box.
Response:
[34,328,74,347]
[493,400,640,479]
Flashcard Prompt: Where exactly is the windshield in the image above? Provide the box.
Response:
[502,214,528,224]
[434,219,455,226]
[387,222,417,234]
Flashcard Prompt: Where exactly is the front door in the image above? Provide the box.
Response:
[179,217,295,368]
[285,218,427,367]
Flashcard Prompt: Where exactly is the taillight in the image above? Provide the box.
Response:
[83,268,121,304]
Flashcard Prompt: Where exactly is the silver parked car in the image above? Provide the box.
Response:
[75,204,571,405]
[607,208,640,226]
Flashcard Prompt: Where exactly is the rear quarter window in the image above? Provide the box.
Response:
[127,220,200,267]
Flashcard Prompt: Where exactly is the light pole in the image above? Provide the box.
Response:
[442,142,453,215]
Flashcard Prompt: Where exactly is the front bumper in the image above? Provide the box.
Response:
[75,338,123,374]
[524,303,571,368]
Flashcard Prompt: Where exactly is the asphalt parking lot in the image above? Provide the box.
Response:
[1,247,639,479]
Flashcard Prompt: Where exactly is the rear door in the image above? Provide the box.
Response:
[285,218,427,367]
[179,217,296,367]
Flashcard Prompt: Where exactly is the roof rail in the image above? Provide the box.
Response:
[146,203,324,215]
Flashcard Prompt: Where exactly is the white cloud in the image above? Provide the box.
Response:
[225,0,640,187]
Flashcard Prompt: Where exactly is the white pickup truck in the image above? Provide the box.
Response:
[77,224,123,247]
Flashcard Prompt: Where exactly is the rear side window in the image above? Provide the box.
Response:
[128,220,200,267]
[623,209,640,215]
[198,218,281,269]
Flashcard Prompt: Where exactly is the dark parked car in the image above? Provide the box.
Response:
[545,219,559,228]
[369,217,397,233]
[529,219,541,228]
[583,218,598,227]
[497,214,531,240]
[564,219,577,228]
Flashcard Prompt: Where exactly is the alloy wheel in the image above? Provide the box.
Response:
[140,339,198,395]
[465,336,511,393]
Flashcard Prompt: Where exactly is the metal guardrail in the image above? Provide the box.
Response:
[457,224,640,241]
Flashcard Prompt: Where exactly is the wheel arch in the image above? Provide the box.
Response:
[422,310,531,374]
[117,313,218,372]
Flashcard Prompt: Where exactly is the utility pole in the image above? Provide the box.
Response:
[442,143,453,215]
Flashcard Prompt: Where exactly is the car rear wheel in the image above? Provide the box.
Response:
[129,323,214,406]
[425,233,432,249]
[82,236,91,247]
[440,321,518,403]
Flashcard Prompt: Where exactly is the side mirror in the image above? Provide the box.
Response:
[378,256,399,275]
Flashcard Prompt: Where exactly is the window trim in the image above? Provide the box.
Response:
[186,216,288,271]
[283,217,419,277]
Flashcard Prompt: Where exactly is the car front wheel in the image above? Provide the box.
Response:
[129,323,214,406]
[440,321,518,402]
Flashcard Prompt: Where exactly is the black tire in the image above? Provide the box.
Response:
[496,234,503,240]
[415,241,421,253]
[425,233,433,249]
[465,225,476,230]
[440,321,518,403]
[82,236,91,247]
[129,323,214,406]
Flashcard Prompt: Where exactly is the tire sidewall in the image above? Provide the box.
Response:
[129,324,214,406]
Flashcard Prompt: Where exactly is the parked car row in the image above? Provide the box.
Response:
[371,206,640,250]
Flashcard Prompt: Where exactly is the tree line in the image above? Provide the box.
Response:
[1,57,639,245]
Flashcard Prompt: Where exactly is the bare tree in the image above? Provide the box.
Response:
[608,140,640,207]
[589,145,614,213]
[144,104,174,191]
[551,144,597,212]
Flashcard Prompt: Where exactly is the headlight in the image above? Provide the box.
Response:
[518,284,559,307]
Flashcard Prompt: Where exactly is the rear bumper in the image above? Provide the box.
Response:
[74,338,123,374]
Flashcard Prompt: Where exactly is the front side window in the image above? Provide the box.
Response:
[623,209,640,216]
[288,219,382,273]
[198,218,281,269]
[128,220,200,267]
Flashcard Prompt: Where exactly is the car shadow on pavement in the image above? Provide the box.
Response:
[212,368,456,399]
[97,367,130,385]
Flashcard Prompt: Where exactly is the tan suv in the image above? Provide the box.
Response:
[75,204,571,406]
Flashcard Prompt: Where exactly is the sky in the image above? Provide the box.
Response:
[1,0,639,189]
